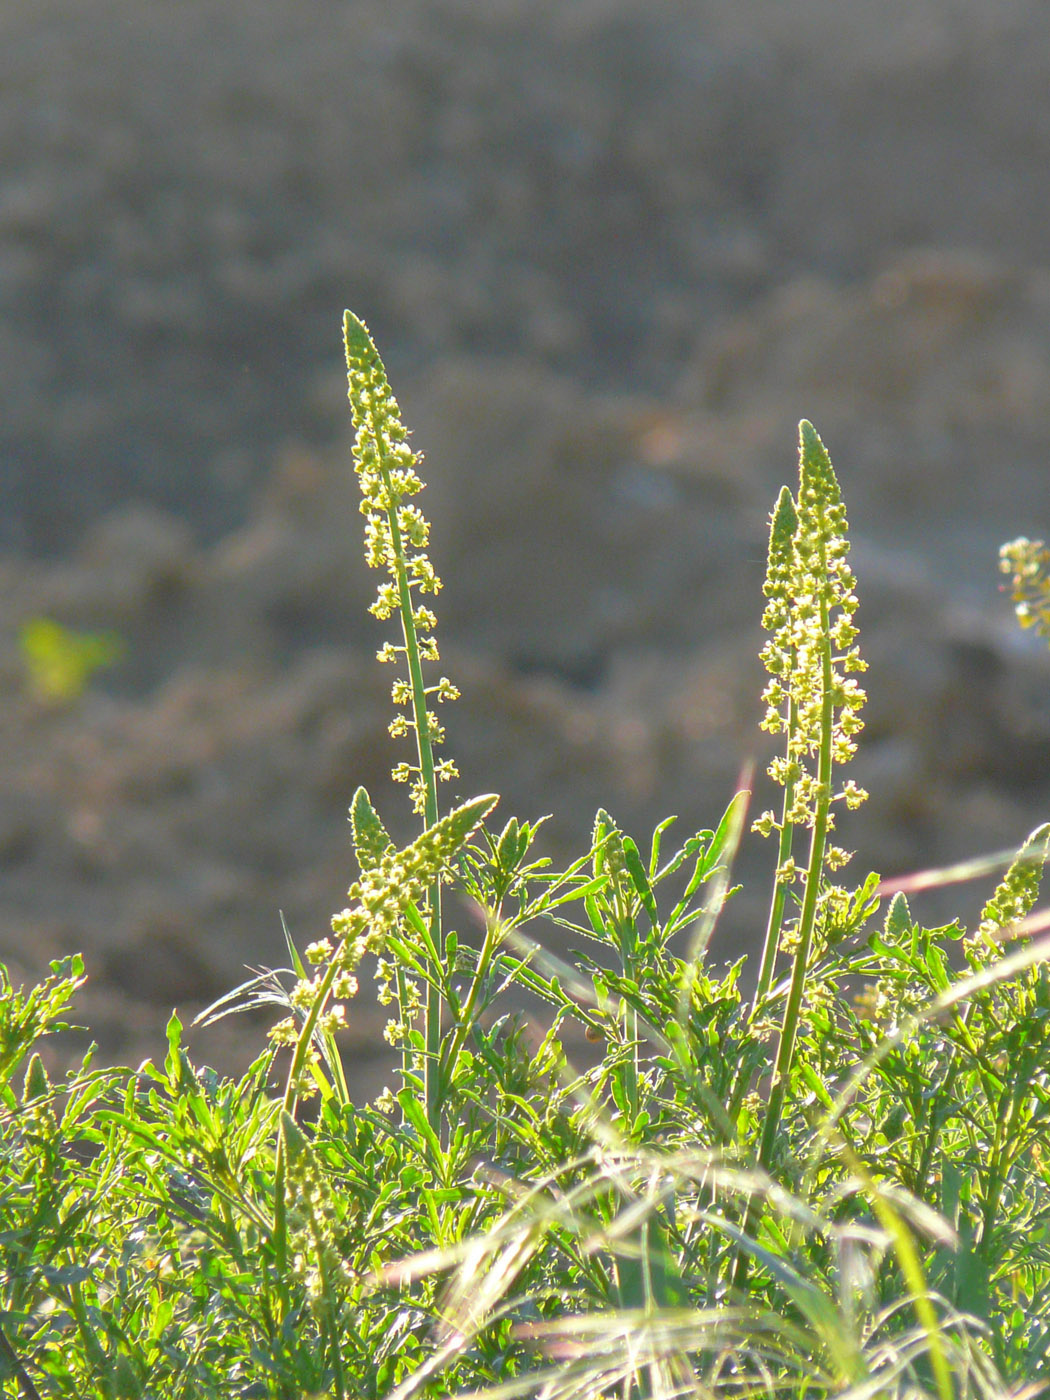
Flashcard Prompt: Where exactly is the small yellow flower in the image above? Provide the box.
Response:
[332,971,358,999]
[752,810,778,838]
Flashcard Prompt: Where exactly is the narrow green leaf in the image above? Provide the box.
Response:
[397,1088,445,1168]
[622,837,659,923]
[538,874,608,913]
[648,815,678,880]
[584,893,607,938]
[699,790,750,881]
[798,1061,834,1110]
[655,830,711,884]
[495,817,520,870]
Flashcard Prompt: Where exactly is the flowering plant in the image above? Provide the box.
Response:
[6,316,1050,1398]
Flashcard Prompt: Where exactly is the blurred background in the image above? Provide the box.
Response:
[4,0,1050,1080]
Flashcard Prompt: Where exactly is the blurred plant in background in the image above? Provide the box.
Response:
[19,617,123,703]
[1000,537,1050,645]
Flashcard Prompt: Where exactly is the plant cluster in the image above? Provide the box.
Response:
[2,316,1050,1398]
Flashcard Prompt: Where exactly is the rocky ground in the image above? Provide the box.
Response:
[4,0,1050,1086]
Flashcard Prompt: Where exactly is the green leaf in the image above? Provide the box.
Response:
[539,874,608,913]
[592,809,613,878]
[397,1088,445,1168]
[494,817,521,871]
[164,1011,189,1087]
[849,869,881,923]
[798,1061,834,1110]
[622,836,659,924]
[614,1210,689,1318]
[648,815,679,880]
[656,831,710,883]
[699,790,750,881]
[584,892,607,939]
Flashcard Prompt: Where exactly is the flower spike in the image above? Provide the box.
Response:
[756,421,867,849]
[343,310,458,817]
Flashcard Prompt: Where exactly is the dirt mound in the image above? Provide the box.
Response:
[6,0,1050,550]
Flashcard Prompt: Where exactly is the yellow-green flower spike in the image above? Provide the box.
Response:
[976,822,1050,949]
[759,421,868,839]
[343,310,458,812]
[753,488,802,1000]
[752,426,869,1020]
[331,793,499,959]
[272,793,497,1094]
[748,423,872,1207]
[759,485,799,706]
[1000,537,1050,644]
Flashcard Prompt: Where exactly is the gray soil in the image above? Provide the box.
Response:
[4,0,1050,1086]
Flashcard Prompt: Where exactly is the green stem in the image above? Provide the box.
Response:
[734,585,835,1293]
[914,1052,957,1199]
[275,935,346,1272]
[394,961,413,1103]
[441,908,503,1091]
[377,457,443,1133]
[0,1321,41,1400]
[282,950,342,1120]
[616,892,640,1125]
[759,603,835,1171]
[729,700,797,1130]
[979,1054,1030,1252]
[913,1004,976,1200]
[753,694,799,1010]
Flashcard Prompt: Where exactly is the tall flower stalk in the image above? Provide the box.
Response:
[341,310,461,1131]
[750,422,867,1174]
[270,313,494,1169]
